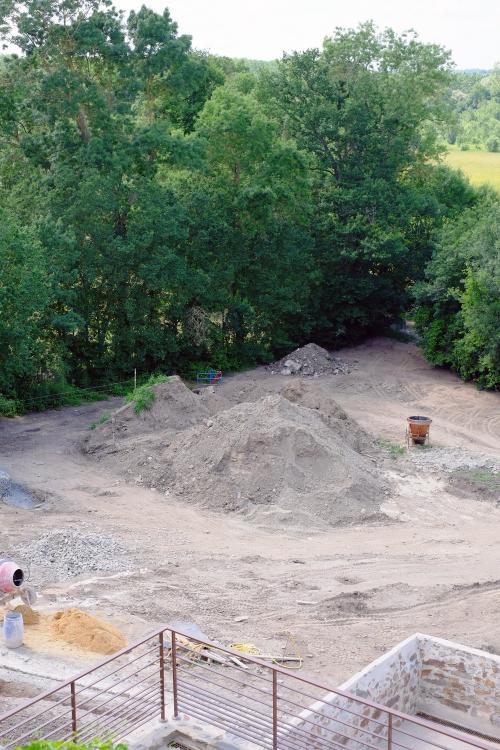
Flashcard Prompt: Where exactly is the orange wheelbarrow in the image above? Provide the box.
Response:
[406,415,432,447]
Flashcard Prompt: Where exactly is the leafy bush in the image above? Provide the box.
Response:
[414,196,500,389]
[17,740,127,750]
[486,137,499,153]
[0,394,21,417]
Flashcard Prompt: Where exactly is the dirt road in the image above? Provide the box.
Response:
[1,338,499,689]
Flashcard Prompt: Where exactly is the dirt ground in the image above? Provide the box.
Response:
[1,337,499,694]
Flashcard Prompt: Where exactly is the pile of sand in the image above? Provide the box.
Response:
[50,608,126,655]
[267,343,350,377]
[14,605,40,625]
[158,394,388,528]
[0,605,40,626]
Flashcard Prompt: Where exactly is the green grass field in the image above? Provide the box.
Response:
[444,148,500,192]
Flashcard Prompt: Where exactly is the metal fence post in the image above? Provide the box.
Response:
[171,631,179,719]
[70,681,77,735]
[272,669,278,750]
[159,631,166,721]
[388,713,393,750]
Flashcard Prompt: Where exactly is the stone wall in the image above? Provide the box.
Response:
[419,635,500,739]
[282,635,421,750]
[342,633,421,714]
[282,634,500,749]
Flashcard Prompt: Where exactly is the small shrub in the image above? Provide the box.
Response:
[0,394,21,417]
[125,373,170,414]
[17,740,127,750]
[486,137,499,153]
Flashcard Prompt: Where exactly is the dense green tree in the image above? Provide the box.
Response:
[414,196,500,388]
[261,23,453,344]
[0,4,497,411]
[0,211,60,398]
[173,76,315,359]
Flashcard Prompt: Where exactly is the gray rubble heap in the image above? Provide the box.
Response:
[267,343,349,377]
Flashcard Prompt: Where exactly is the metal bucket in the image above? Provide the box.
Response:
[407,416,432,445]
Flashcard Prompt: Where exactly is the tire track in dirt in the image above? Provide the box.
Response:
[333,339,500,453]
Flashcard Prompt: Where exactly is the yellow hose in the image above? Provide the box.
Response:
[231,634,303,670]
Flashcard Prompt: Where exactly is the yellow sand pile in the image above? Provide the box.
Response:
[14,605,41,625]
[50,608,126,655]
[0,605,40,625]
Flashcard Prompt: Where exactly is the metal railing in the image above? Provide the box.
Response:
[0,626,497,750]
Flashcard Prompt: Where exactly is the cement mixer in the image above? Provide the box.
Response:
[0,559,37,608]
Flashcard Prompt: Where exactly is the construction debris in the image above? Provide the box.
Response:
[267,343,350,377]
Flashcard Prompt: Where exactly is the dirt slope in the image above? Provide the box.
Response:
[1,337,499,691]
[161,393,387,527]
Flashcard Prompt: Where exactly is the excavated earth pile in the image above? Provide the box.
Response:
[83,375,209,466]
[83,373,390,528]
[154,394,386,527]
[281,380,374,455]
[267,343,350,376]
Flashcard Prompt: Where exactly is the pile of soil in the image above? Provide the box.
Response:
[267,343,350,377]
[83,376,208,466]
[281,380,374,454]
[82,371,389,527]
[50,608,126,655]
[156,394,388,528]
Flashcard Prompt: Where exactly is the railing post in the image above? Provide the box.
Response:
[159,631,166,722]
[171,631,179,719]
[70,681,77,736]
[388,712,393,750]
[272,669,278,750]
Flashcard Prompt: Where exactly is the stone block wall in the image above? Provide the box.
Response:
[342,633,421,714]
[419,635,500,739]
[282,635,421,750]
[283,634,500,748]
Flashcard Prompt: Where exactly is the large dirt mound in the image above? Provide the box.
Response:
[83,375,208,465]
[281,379,374,454]
[157,394,388,528]
[268,343,350,376]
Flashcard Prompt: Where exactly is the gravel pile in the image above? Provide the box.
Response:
[16,528,128,582]
[408,447,499,473]
[267,343,350,377]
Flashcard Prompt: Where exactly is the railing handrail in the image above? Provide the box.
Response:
[0,624,496,750]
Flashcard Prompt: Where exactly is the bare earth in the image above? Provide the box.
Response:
[1,337,499,692]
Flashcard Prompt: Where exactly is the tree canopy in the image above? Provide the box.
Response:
[0,4,498,413]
